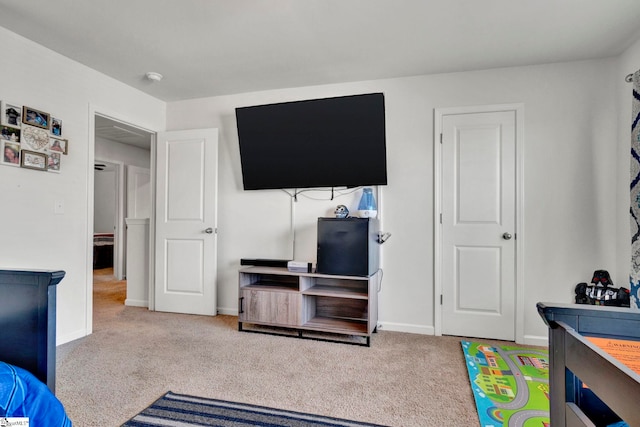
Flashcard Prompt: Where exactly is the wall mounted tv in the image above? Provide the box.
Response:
[235,93,387,190]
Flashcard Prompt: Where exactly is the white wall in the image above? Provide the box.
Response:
[95,137,151,170]
[0,26,165,344]
[93,169,116,233]
[1,20,634,346]
[167,57,619,344]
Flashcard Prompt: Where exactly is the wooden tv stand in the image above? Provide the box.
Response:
[238,266,379,346]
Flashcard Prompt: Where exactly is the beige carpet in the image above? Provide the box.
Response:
[56,269,531,426]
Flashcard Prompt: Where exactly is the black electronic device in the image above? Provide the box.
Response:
[316,217,379,277]
[235,93,387,190]
[240,258,291,268]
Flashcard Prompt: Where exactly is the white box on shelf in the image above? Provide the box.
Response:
[287,261,313,273]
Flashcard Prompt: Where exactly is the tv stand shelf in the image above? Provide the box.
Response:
[302,284,368,299]
[238,266,379,346]
[242,283,298,293]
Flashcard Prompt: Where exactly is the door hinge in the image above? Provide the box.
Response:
[439,213,442,224]
[440,294,443,305]
[440,133,443,144]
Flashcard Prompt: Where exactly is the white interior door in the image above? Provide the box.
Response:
[127,165,151,219]
[155,128,218,315]
[440,110,517,341]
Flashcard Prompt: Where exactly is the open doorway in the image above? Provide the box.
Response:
[92,115,153,316]
[93,159,120,272]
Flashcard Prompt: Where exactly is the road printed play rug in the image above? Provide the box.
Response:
[461,341,550,427]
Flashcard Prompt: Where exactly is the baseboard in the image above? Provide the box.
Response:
[57,328,87,346]
[215,311,436,336]
[125,299,148,307]
[521,334,548,347]
[377,321,435,335]
[217,307,238,316]
[211,312,545,346]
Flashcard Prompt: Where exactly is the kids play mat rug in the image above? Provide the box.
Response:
[461,341,550,427]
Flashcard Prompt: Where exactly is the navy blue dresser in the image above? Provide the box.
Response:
[0,269,65,392]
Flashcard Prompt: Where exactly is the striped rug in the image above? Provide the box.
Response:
[121,391,388,427]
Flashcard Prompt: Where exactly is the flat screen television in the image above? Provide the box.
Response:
[235,93,387,190]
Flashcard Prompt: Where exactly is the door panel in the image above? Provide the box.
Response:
[166,140,205,220]
[457,246,500,312]
[457,126,500,223]
[155,129,218,315]
[441,110,516,341]
[165,239,203,293]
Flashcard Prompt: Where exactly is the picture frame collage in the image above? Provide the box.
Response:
[1,101,68,172]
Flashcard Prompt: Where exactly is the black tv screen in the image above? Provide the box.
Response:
[235,93,387,190]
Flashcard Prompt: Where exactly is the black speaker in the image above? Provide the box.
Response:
[316,217,379,277]
[240,258,290,268]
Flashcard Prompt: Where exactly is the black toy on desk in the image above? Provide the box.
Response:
[574,282,590,304]
[591,269,614,286]
[574,270,630,307]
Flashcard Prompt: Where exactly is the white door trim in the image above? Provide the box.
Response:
[434,103,525,343]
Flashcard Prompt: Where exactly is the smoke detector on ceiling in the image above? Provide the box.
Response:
[145,72,163,82]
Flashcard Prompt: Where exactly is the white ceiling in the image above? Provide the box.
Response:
[95,115,152,150]
[1,0,640,102]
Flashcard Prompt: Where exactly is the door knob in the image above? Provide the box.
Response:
[502,232,512,240]
[204,227,214,234]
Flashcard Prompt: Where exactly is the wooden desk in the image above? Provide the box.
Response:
[538,303,640,427]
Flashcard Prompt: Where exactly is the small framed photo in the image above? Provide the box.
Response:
[21,149,48,171]
[47,151,61,172]
[1,101,22,127]
[22,106,50,130]
[51,117,62,136]
[49,137,68,155]
[1,140,20,167]
[0,125,20,142]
